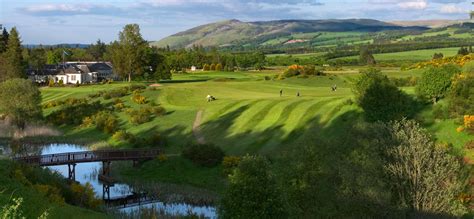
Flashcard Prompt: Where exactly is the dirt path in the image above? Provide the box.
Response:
[193,110,206,144]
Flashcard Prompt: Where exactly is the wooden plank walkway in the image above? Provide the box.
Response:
[14,148,162,166]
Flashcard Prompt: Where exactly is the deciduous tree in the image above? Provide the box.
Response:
[380,119,467,216]
[353,68,413,122]
[219,155,287,218]
[416,64,461,103]
[109,24,148,82]
[0,79,42,129]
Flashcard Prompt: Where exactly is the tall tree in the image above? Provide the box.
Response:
[380,119,467,216]
[0,79,42,129]
[219,155,287,218]
[88,39,106,61]
[109,24,148,82]
[2,27,24,80]
[0,25,7,53]
[28,48,47,71]
[46,50,61,65]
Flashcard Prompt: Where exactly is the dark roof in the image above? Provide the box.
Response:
[88,62,112,72]
[27,64,61,76]
[27,62,113,76]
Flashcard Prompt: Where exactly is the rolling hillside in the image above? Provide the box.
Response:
[152,19,427,49]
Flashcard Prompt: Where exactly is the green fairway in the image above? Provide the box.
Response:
[38,69,472,193]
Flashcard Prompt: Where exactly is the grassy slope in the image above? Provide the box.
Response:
[333,47,460,61]
[39,69,472,194]
[0,159,107,219]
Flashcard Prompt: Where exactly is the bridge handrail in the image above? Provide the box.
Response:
[13,148,162,165]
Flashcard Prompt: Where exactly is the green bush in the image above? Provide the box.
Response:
[182,144,225,167]
[102,87,129,100]
[112,130,133,142]
[93,111,119,134]
[47,100,103,126]
[127,107,153,124]
[353,68,415,122]
[129,84,146,92]
[132,93,147,104]
[416,64,461,103]
[215,63,223,71]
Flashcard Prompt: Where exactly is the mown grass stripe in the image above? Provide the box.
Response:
[241,100,285,131]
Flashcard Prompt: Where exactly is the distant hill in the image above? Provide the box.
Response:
[389,20,467,28]
[152,19,427,49]
[24,44,90,49]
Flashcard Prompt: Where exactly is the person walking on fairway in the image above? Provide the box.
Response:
[280,89,283,97]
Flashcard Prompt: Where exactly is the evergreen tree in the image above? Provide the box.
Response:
[87,39,106,61]
[2,27,24,80]
[0,25,7,53]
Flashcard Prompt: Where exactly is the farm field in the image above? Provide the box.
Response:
[334,47,460,61]
[38,68,472,194]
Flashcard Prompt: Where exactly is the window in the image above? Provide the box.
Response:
[71,75,76,81]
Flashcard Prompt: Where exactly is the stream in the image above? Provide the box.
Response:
[7,143,217,218]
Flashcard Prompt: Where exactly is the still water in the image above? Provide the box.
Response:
[40,144,217,218]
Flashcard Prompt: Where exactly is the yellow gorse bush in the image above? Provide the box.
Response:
[410,54,473,70]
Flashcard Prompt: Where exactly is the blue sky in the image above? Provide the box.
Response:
[0,0,472,44]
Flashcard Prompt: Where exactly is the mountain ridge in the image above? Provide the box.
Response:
[151,18,428,49]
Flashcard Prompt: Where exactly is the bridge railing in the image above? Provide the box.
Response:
[14,148,162,166]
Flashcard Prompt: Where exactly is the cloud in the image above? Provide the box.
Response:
[21,3,125,16]
[397,0,428,10]
[439,4,468,13]
[430,0,467,3]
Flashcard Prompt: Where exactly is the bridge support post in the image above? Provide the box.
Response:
[103,184,110,200]
[68,163,76,181]
[102,161,111,176]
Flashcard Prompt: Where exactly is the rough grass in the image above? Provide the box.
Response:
[0,159,107,219]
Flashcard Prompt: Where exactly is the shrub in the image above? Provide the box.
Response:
[88,92,101,98]
[132,94,147,104]
[210,63,216,71]
[128,107,154,124]
[144,131,164,147]
[80,116,94,128]
[203,64,210,71]
[182,144,225,167]
[58,79,64,86]
[448,74,474,117]
[152,106,166,116]
[102,87,129,100]
[222,156,241,175]
[416,64,461,103]
[34,184,65,204]
[129,84,146,92]
[47,100,103,126]
[215,63,223,71]
[93,111,119,134]
[353,68,414,122]
[112,130,133,142]
[70,182,102,209]
[48,79,55,87]
[157,154,168,162]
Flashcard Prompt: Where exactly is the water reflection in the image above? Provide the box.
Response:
[38,144,216,218]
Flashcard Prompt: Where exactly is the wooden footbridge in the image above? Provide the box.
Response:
[14,148,162,181]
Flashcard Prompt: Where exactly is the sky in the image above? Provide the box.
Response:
[0,0,472,44]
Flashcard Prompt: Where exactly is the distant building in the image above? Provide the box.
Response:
[27,61,117,84]
[191,66,197,71]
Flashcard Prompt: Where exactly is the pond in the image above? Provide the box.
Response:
[27,143,217,218]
